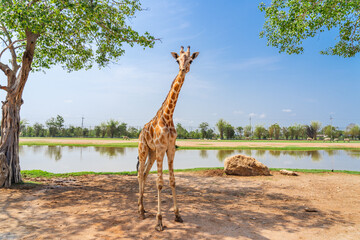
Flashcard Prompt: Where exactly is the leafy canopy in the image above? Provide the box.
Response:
[259,0,360,57]
[0,0,156,71]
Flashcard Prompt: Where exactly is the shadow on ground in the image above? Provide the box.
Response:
[0,173,352,240]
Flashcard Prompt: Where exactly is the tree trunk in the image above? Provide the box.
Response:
[0,30,38,187]
[0,96,22,187]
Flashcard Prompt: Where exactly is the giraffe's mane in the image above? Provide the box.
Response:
[152,72,183,122]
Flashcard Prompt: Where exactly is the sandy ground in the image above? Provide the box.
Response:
[1,171,360,240]
[20,138,360,149]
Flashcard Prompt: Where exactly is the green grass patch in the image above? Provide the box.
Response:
[21,167,360,179]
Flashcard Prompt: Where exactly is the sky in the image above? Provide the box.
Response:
[17,0,360,130]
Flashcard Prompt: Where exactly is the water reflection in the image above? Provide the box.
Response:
[255,150,266,158]
[18,146,360,173]
[199,150,208,159]
[269,150,281,158]
[45,146,62,161]
[346,150,360,159]
[94,147,126,158]
[216,150,235,162]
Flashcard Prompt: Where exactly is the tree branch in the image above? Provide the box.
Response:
[0,85,9,92]
[0,39,26,60]
[0,62,11,75]
[0,24,20,72]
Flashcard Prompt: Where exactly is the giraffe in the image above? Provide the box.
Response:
[137,46,199,231]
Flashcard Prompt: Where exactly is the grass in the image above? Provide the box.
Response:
[21,167,360,179]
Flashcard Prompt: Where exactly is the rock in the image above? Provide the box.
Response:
[280,169,299,176]
[304,207,318,212]
[224,154,271,176]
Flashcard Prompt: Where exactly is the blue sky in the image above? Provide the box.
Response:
[20,0,360,130]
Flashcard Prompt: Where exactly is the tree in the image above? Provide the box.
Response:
[244,125,252,138]
[282,127,290,140]
[45,115,65,137]
[0,1,156,187]
[323,125,336,139]
[175,123,188,139]
[259,1,360,57]
[310,121,321,140]
[346,123,360,140]
[106,120,119,138]
[216,119,226,139]
[33,123,45,137]
[269,123,281,139]
[254,125,267,140]
[236,126,243,139]
[224,123,235,139]
[289,124,304,140]
[117,122,128,137]
[199,122,209,139]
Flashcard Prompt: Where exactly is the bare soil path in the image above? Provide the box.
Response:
[1,171,359,240]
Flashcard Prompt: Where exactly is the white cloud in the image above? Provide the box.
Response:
[282,109,292,113]
[249,113,257,117]
[174,117,194,125]
[233,110,243,115]
[259,113,266,119]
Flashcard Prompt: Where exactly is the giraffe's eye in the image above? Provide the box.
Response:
[189,60,193,64]
[176,60,179,63]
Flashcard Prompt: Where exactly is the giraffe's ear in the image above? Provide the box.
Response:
[171,52,179,59]
[191,52,199,60]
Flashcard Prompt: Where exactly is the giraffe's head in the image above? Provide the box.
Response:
[171,46,199,73]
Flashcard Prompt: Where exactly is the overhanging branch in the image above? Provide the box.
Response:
[0,39,26,60]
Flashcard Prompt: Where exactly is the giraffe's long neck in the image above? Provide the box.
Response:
[160,70,186,123]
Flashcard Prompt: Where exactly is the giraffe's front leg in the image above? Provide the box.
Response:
[138,143,148,219]
[167,147,183,223]
[155,150,166,231]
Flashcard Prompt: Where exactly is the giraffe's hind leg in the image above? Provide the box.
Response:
[137,142,148,219]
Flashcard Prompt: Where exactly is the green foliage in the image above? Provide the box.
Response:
[322,125,337,138]
[0,0,156,72]
[176,123,189,139]
[244,125,252,138]
[345,123,360,139]
[269,123,281,139]
[236,126,243,139]
[282,126,290,140]
[259,0,360,57]
[45,115,64,137]
[254,125,267,139]
[224,123,235,139]
[216,119,226,139]
[199,122,209,139]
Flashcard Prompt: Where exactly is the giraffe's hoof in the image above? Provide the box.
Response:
[138,210,146,220]
[175,215,183,223]
[155,222,165,231]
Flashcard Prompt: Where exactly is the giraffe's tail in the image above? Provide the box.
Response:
[136,156,140,173]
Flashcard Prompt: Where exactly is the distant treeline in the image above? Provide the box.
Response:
[19,115,360,140]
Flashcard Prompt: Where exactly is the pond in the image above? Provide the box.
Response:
[19,145,360,173]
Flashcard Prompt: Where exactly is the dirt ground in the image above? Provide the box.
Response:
[1,171,360,240]
[19,138,360,149]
